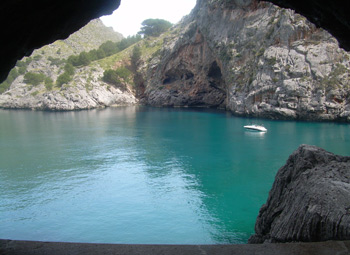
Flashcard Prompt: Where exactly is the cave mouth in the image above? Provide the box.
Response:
[208,61,222,80]
[162,70,194,85]
[207,61,225,92]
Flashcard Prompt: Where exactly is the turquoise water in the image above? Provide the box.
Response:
[0,106,349,244]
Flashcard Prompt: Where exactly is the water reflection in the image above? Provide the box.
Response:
[0,107,349,244]
[244,130,266,138]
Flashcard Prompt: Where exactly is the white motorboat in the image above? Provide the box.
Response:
[244,124,267,132]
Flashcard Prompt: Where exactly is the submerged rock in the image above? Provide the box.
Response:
[249,144,350,243]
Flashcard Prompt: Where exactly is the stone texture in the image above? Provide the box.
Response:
[0,66,137,111]
[264,0,350,51]
[141,0,350,122]
[249,145,350,243]
[1,239,350,255]
[143,23,227,108]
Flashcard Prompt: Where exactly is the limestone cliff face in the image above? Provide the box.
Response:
[142,0,350,121]
[0,66,136,111]
[0,19,136,110]
[144,22,227,108]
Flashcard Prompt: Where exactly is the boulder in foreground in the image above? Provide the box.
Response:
[249,144,350,243]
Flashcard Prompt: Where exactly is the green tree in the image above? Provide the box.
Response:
[131,46,142,70]
[0,67,20,94]
[87,49,98,62]
[33,55,42,61]
[96,49,106,59]
[115,67,132,82]
[67,55,80,66]
[78,51,91,66]
[56,72,72,87]
[99,41,119,57]
[0,81,11,94]
[48,56,65,67]
[23,72,46,86]
[7,68,19,83]
[44,77,53,90]
[102,69,121,86]
[64,63,75,76]
[138,19,172,37]
[18,66,27,74]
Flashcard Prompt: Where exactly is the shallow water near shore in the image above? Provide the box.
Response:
[0,106,349,244]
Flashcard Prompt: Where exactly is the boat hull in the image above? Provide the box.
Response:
[244,125,267,132]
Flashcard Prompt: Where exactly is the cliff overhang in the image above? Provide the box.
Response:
[0,0,120,83]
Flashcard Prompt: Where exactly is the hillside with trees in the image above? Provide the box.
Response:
[0,18,174,110]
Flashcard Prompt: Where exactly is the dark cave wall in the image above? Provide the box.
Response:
[264,0,350,51]
[0,0,349,83]
[0,0,120,83]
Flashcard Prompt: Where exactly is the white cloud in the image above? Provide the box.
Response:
[101,0,197,37]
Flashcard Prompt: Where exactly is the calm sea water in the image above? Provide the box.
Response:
[0,106,349,244]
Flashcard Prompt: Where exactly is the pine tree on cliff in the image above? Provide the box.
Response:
[138,19,172,37]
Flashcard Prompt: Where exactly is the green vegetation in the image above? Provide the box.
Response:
[102,67,132,89]
[48,56,65,66]
[56,72,73,87]
[267,57,277,65]
[138,19,172,37]
[64,63,75,76]
[131,46,142,70]
[0,57,33,93]
[23,72,47,86]
[102,69,121,86]
[33,55,42,61]
[0,67,23,93]
[44,77,53,90]
[66,35,142,68]
[0,81,11,94]
[320,63,349,89]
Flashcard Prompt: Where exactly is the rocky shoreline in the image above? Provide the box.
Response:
[0,74,137,111]
[1,1,350,121]
[249,145,350,243]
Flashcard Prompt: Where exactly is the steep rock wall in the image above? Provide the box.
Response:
[264,0,350,51]
[249,145,350,243]
[144,27,227,107]
[142,0,350,121]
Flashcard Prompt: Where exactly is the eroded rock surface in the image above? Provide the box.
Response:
[264,0,350,51]
[141,0,350,121]
[249,144,350,243]
[0,66,137,111]
[0,20,136,111]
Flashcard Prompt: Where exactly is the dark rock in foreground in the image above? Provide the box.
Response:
[249,144,350,243]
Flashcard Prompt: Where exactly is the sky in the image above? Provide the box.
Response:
[100,0,197,37]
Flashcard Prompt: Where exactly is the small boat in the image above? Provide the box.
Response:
[244,124,267,132]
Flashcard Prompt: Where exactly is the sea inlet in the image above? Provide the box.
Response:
[0,106,349,244]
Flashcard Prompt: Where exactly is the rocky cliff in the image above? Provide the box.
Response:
[249,145,350,243]
[0,19,137,110]
[141,0,350,122]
